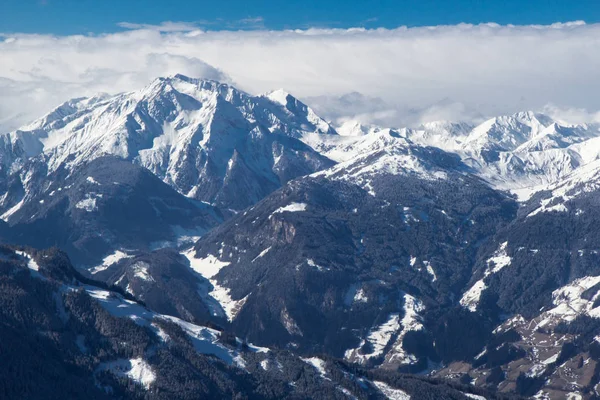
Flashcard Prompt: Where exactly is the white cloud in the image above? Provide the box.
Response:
[116,17,266,32]
[116,21,205,32]
[1,21,600,131]
[304,93,486,128]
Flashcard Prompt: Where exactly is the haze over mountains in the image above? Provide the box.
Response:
[3,75,600,399]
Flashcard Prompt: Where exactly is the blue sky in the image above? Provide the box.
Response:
[1,0,600,34]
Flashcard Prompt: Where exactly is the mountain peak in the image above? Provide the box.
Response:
[1,74,336,213]
[263,88,293,106]
[336,120,369,137]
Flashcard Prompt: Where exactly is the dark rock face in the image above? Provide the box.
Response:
[3,157,223,266]
[95,248,226,328]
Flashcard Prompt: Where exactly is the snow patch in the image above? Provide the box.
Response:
[15,250,40,272]
[252,246,272,262]
[460,242,511,312]
[98,358,155,389]
[345,293,424,365]
[183,249,230,279]
[372,381,411,400]
[131,261,154,282]
[459,280,487,312]
[1,199,24,221]
[75,193,102,212]
[464,394,487,400]
[83,286,243,364]
[181,249,247,322]
[281,307,303,336]
[354,288,368,303]
[90,250,133,274]
[423,260,437,282]
[546,275,600,321]
[300,357,329,380]
[86,176,100,185]
[273,202,307,214]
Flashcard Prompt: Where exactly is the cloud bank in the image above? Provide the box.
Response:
[1,21,600,131]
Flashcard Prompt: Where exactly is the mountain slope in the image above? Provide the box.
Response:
[7,76,600,399]
[0,75,335,212]
[433,162,600,398]
[1,157,222,266]
[313,112,600,201]
[0,243,513,400]
[186,135,517,372]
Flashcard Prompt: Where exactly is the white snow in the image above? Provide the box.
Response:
[485,242,511,275]
[210,285,249,322]
[353,288,368,303]
[82,285,257,365]
[313,136,450,197]
[99,358,156,389]
[281,307,303,336]
[272,202,307,214]
[1,75,336,212]
[386,294,425,365]
[252,246,272,262]
[528,200,569,218]
[372,381,411,400]
[75,193,102,212]
[86,176,100,185]
[152,323,171,343]
[345,293,424,365]
[300,357,329,379]
[183,249,230,279]
[6,79,600,223]
[346,313,400,362]
[260,359,270,370]
[460,242,511,312]
[131,261,154,282]
[313,111,600,203]
[307,258,327,271]
[90,250,133,274]
[423,261,437,282]
[459,280,487,312]
[463,394,487,400]
[1,199,24,221]
[15,250,40,272]
[546,275,600,321]
[542,353,559,365]
[181,249,247,322]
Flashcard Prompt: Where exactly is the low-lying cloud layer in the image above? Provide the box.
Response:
[1,21,600,131]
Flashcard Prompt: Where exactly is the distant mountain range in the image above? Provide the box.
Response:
[2,75,600,399]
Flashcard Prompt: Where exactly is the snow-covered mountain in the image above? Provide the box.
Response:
[0,75,335,213]
[315,111,600,201]
[2,157,223,266]
[7,75,600,399]
[5,76,600,217]
[185,138,516,370]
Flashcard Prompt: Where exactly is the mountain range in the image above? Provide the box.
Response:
[2,74,600,399]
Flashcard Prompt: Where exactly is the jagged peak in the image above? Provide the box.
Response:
[488,110,554,128]
[419,120,474,135]
[336,120,369,137]
[262,88,295,106]
[140,74,246,102]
